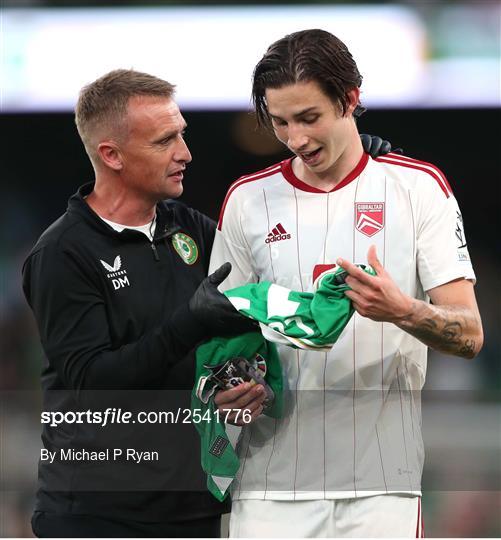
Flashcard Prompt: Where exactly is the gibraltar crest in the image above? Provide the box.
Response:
[355,202,385,237]
[171,232,199,265]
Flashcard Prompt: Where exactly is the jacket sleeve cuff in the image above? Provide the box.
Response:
[169,302,208,349]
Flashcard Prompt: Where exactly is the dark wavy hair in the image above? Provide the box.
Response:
[252,29,366,129]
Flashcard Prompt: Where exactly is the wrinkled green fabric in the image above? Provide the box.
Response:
[226,265,375,350]
[192,332,282,501]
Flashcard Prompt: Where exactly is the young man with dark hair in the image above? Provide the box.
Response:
[211,29,483,537]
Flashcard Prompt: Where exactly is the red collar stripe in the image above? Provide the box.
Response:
[280,152,369,194]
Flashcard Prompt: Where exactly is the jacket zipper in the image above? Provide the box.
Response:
[151,224,180,262]
[151,242,160,261]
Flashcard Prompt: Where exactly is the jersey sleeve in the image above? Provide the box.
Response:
[414,173,476,292]
[209,186,257,292]
[22,244,207,391]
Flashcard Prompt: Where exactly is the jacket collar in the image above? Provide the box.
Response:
[68,183,180,241]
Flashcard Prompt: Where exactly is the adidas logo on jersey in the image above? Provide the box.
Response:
[265,223,291,244]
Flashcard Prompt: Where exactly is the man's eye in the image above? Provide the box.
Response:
[273,119,287,127]
[303,116,319,124]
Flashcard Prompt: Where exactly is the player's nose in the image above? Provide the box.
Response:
[287,126,309,153]
[175,137,192,164]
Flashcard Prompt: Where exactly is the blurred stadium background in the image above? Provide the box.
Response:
[1,0,500,536]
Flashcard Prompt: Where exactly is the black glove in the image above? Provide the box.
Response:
[360,133,403,158]
[189,262,257,335]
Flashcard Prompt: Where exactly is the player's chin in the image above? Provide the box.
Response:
[163,180,183,199]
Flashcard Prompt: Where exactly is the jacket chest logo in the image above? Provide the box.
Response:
[172,232,199,265]
[355,202,385,237]
[100,255,130,290]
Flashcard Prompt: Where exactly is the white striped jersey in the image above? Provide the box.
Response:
[209,151,475,500]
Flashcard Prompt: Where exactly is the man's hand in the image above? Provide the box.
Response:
[189,262,256,335]
[337,247,483,359]
[214,382,266,426]
[337,245,412,323]
[360,134,403,159]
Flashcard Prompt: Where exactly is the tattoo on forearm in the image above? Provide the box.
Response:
[441,321,462,344]
[399,303,479,359]
[459,339,476,357]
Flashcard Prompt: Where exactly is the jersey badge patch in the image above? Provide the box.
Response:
[355,202,385,237]
[172,232,199,265]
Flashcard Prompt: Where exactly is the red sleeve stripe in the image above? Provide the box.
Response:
[384,153,453,193]
[217,164,281,230]
[238,162,283,181]
[376,154,452,198]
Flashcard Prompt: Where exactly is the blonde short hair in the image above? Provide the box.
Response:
[75,69,175,165]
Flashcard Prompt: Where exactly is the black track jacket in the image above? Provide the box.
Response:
[22,183,230,522]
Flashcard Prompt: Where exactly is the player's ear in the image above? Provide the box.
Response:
[97,140,123,171]
[346,88,361,117]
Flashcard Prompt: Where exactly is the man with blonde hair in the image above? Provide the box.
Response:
[23,68,258,538]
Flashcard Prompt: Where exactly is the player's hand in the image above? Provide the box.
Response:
[189,262,257,335]
[360,134,403,158]
[337,245,413,323]
[214,382,266,426]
